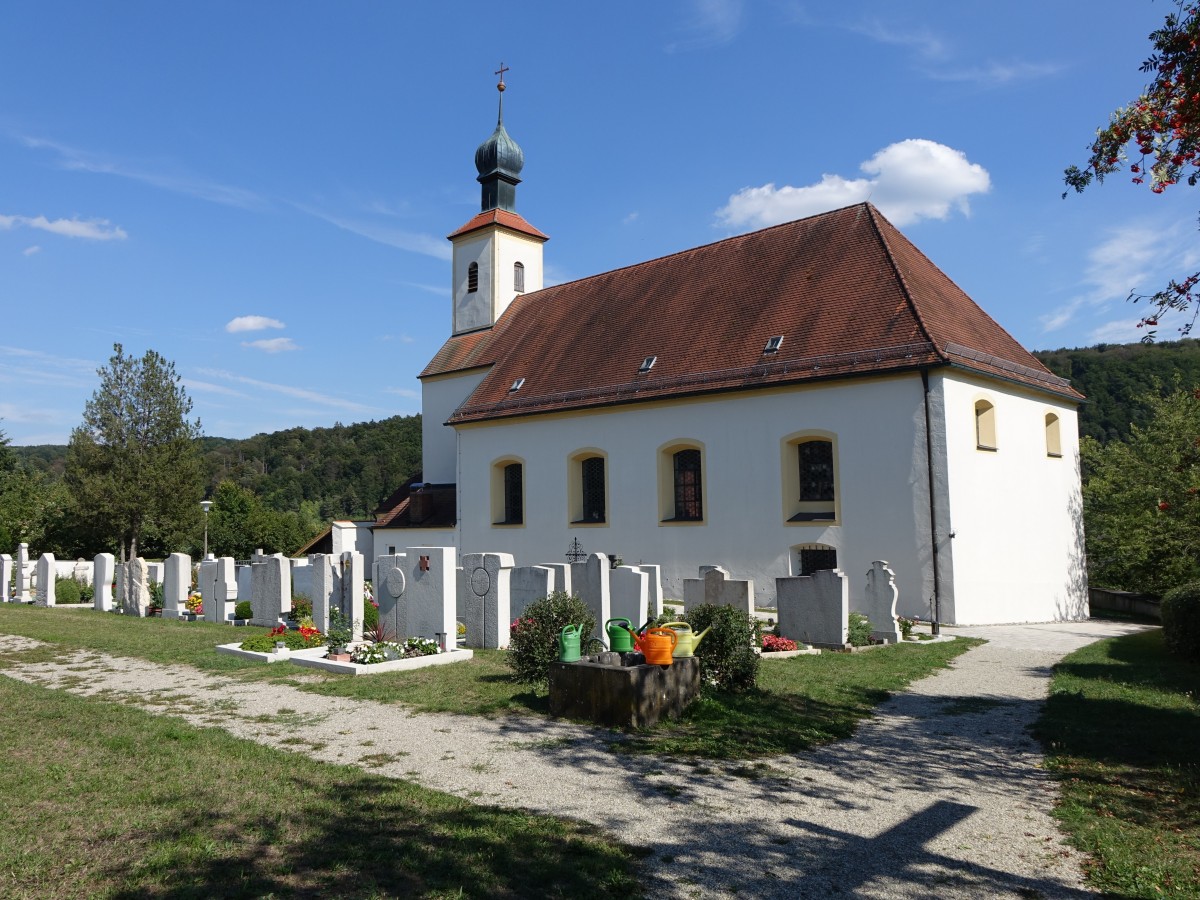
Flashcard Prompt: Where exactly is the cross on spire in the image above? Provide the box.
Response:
[495,62,509,91]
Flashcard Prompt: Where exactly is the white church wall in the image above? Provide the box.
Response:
[938,372,1086,624]
[454,374,940,617]
[451,229,544,335]
[422,369,489,484]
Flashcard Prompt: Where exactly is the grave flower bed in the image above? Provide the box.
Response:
[239,623,324,653]
[762,634,798,653]
[350,637,441,664]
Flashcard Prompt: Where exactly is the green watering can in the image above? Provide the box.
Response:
[663,622,712,658]
[559,624,583,662]
[605,617,636,653]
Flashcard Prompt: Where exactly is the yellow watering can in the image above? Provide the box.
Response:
[662,622,711,658]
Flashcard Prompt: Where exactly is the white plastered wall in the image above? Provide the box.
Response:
[937,371,1087,623]
[451,229,543,335]
[421,369,489,484]
[452,374,944,617]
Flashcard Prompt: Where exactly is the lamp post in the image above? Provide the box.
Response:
[200,500,213,559]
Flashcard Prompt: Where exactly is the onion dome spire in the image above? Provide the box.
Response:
[474,63,524,213]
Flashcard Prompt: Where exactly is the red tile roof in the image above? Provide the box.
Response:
[423,203,1080,424]
[447,209,549,241]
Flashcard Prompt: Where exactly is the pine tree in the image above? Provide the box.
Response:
[65,344,203,562]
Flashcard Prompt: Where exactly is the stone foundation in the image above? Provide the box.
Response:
[548,655,700,729]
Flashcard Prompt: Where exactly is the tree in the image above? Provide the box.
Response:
[1064,0,1200,337]
[1082,384,1200,594]
[205,480,315,559]
[65,344,203,562]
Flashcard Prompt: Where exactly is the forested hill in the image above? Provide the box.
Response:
[16,414,422,521]
[1033,339,1200,442]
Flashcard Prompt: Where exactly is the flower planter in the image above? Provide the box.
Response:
[289,648,474,675]
[326,652,352,662]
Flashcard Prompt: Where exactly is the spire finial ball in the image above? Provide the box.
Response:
[498,81,506,92]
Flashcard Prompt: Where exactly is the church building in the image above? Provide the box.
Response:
[375,81,1088,625]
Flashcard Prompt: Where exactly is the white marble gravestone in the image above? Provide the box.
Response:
[777,568,848,646]
[405,546,457,645]
[0,553,12,602]
[122,558,151,617]
[93,553,114,611]
[15,543,32,602]
[609,565,650,627]
[35,553,56,607]
[162,552,191,619]
[683,565,754,615]
[373,553,408,640]
[308,553,336,634]
[249,554,290,627]
[458,552,513,649]
[339,551,364,643]
[510,565,555,621]
[862,560,902,643]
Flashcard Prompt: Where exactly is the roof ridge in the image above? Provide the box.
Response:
[865,204,945,363]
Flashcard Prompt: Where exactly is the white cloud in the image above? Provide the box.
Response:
[667,0,743,52]
[296,204,451,260]
[241,337,298,353]
[1088,319,1149,344]
[850,19,945,60]
[197,367,379,415]
[22,245,40,256]
[0,212,126,241]
[182,379,250,399]
[623,211,640,225]
[0,346,97,389]
[716,139,990,230]
[225,315,285,333]
[384,387,419,399]
[399,281,451,298]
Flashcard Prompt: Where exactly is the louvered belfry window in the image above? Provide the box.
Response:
[468,261,479,293]
[514,261,525,292]
[673,449,703,520]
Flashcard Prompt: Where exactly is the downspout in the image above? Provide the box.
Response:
[921,368,942,635]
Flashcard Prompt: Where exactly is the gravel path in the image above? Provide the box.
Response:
[0,619,1149,899]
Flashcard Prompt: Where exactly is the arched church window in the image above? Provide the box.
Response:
[1045,413,1062,458]
[672,449,703,521]
[975,399,997,451]
[514,261,525,292]
[468,261,479,294]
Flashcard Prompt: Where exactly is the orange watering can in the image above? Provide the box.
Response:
[635,627,677,666]
[662,622,711,658]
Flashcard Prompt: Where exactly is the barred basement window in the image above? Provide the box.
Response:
[514,261,525,292]
[467,261,479,294]
[673,449,703,520]
[581,456,606,522]
[798,546,837,575]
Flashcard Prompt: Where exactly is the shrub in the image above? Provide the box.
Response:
[289,595,313,621]
[507,591,596,686]
[1161,582,1200,663]
[364,598,379,630]
[683,603,760,693]
[54,577,82,604]
[326,606,354,653]
[79,580,94,604]
[898,616,916,640]
[234,600,253,621]
[848,612,873,647]
[148,581,164,611]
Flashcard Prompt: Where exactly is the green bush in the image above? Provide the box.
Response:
[508,591,596,686]
[79,580,94,604]
[848,612,873,647]
[682,603,760,693]
[148,581,164,610]
[1161,582,1200,663]
[364,598,379,630]
[54,577,82,604]
[234,600,253,621]
[289,595,313,621]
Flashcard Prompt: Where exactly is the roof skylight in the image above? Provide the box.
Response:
[509,377,525,392]
[764,335,784,354]
[639,355,657,373]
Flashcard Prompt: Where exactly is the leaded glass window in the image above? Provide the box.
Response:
[503,463,522,524]
[581,456,605,522]
[673,449,703,520]
[798,440,834,501]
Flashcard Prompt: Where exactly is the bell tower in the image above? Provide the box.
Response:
[448,65,548,335]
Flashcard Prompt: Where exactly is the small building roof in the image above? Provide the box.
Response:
[424,202,1079,425]
[447,208,549,242]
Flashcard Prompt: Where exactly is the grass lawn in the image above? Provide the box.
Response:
[0,674,643,899]
[1036,628,1200,898]
[0,604,981,762]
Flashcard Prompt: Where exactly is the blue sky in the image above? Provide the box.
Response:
[2,1,1196,445]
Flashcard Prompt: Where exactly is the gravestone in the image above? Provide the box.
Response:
[122,558,151,617]
[0,554,11,602]
[458,552,514,649]
[569,553,611,639]
[72,558,90,584]
[290,557,313,603]
[639,563,665,620]
[540,563,572,597]
[145,561,164,586]
[198,558,218,621]
[510,565,554,620]
[93,553,114,611]
[862,560,902,644]
[373,553,408,640]
[236,565,252,607]
[308,554,336,633]
[249,554,290,627]
[406,546,456,645]
[199,557,238,623]
[777,568,848,646]
[338,551,364,643]
[610,565,650,626]
[15,543,32,602]
[162,552,191,619]
[35,553,56,606]
[683,566,754,615]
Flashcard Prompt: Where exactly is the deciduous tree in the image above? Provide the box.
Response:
[1064,1,1200,336]
[65,344,203,562]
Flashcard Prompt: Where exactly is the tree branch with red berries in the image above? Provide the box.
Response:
[1064,0,1200,339]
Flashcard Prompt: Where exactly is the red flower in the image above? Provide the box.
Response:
[1159,501,1172,511]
